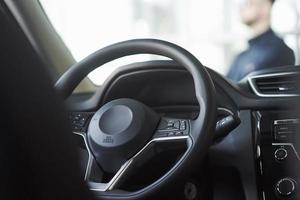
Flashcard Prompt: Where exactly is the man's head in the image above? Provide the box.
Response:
[240,0,275,27]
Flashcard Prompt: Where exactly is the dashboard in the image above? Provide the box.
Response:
[256,111,300,200]
[68,60,300,200]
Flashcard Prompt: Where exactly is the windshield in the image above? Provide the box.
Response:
[40,0,300,85]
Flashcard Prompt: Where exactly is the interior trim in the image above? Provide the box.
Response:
[274,118,300,125]
[73,131,192,192]
[272,143,300,161]
[248,71,300,97]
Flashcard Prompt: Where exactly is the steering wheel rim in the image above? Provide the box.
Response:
[55,39,216,199]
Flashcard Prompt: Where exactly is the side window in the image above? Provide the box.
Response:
[40,0,300,85]
[272,0,300,63]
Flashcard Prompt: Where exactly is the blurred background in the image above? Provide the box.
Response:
[40,0,300,85]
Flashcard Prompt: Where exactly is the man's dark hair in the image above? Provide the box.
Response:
[270,0,276,4]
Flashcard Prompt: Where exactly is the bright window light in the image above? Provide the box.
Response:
[40,0,300,85]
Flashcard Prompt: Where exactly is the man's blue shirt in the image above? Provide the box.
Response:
[227,29,295,81]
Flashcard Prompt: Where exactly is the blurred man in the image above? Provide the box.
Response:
[227,0,295,81]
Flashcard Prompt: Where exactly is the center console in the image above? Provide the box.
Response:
[255,111,300,200]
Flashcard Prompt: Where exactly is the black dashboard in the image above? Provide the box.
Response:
[255,111,300,200]
[68,60,300,200]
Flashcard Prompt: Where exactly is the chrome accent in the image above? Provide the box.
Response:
[73,131,191,192]
[276,178,296,196]
[259,160,263,175]
[274,118,300,125]
[73,131,92,180]
[248,71,300,97]
[272,143,300,161]
[256,112,262,133]
[217,107,234,116]
[274,148,288,161]
[257,145,261,159]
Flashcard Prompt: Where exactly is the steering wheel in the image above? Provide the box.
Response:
[55,39,217,199]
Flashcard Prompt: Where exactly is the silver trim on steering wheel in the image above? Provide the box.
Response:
[74,131,192,192]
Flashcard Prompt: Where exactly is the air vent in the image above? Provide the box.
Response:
[248,72,300,97]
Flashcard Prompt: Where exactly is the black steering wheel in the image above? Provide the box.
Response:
[55,39,217,199]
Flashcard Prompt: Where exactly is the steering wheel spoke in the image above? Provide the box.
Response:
[72,117,193,192]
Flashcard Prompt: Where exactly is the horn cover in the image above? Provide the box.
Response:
[87,98,160,173]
